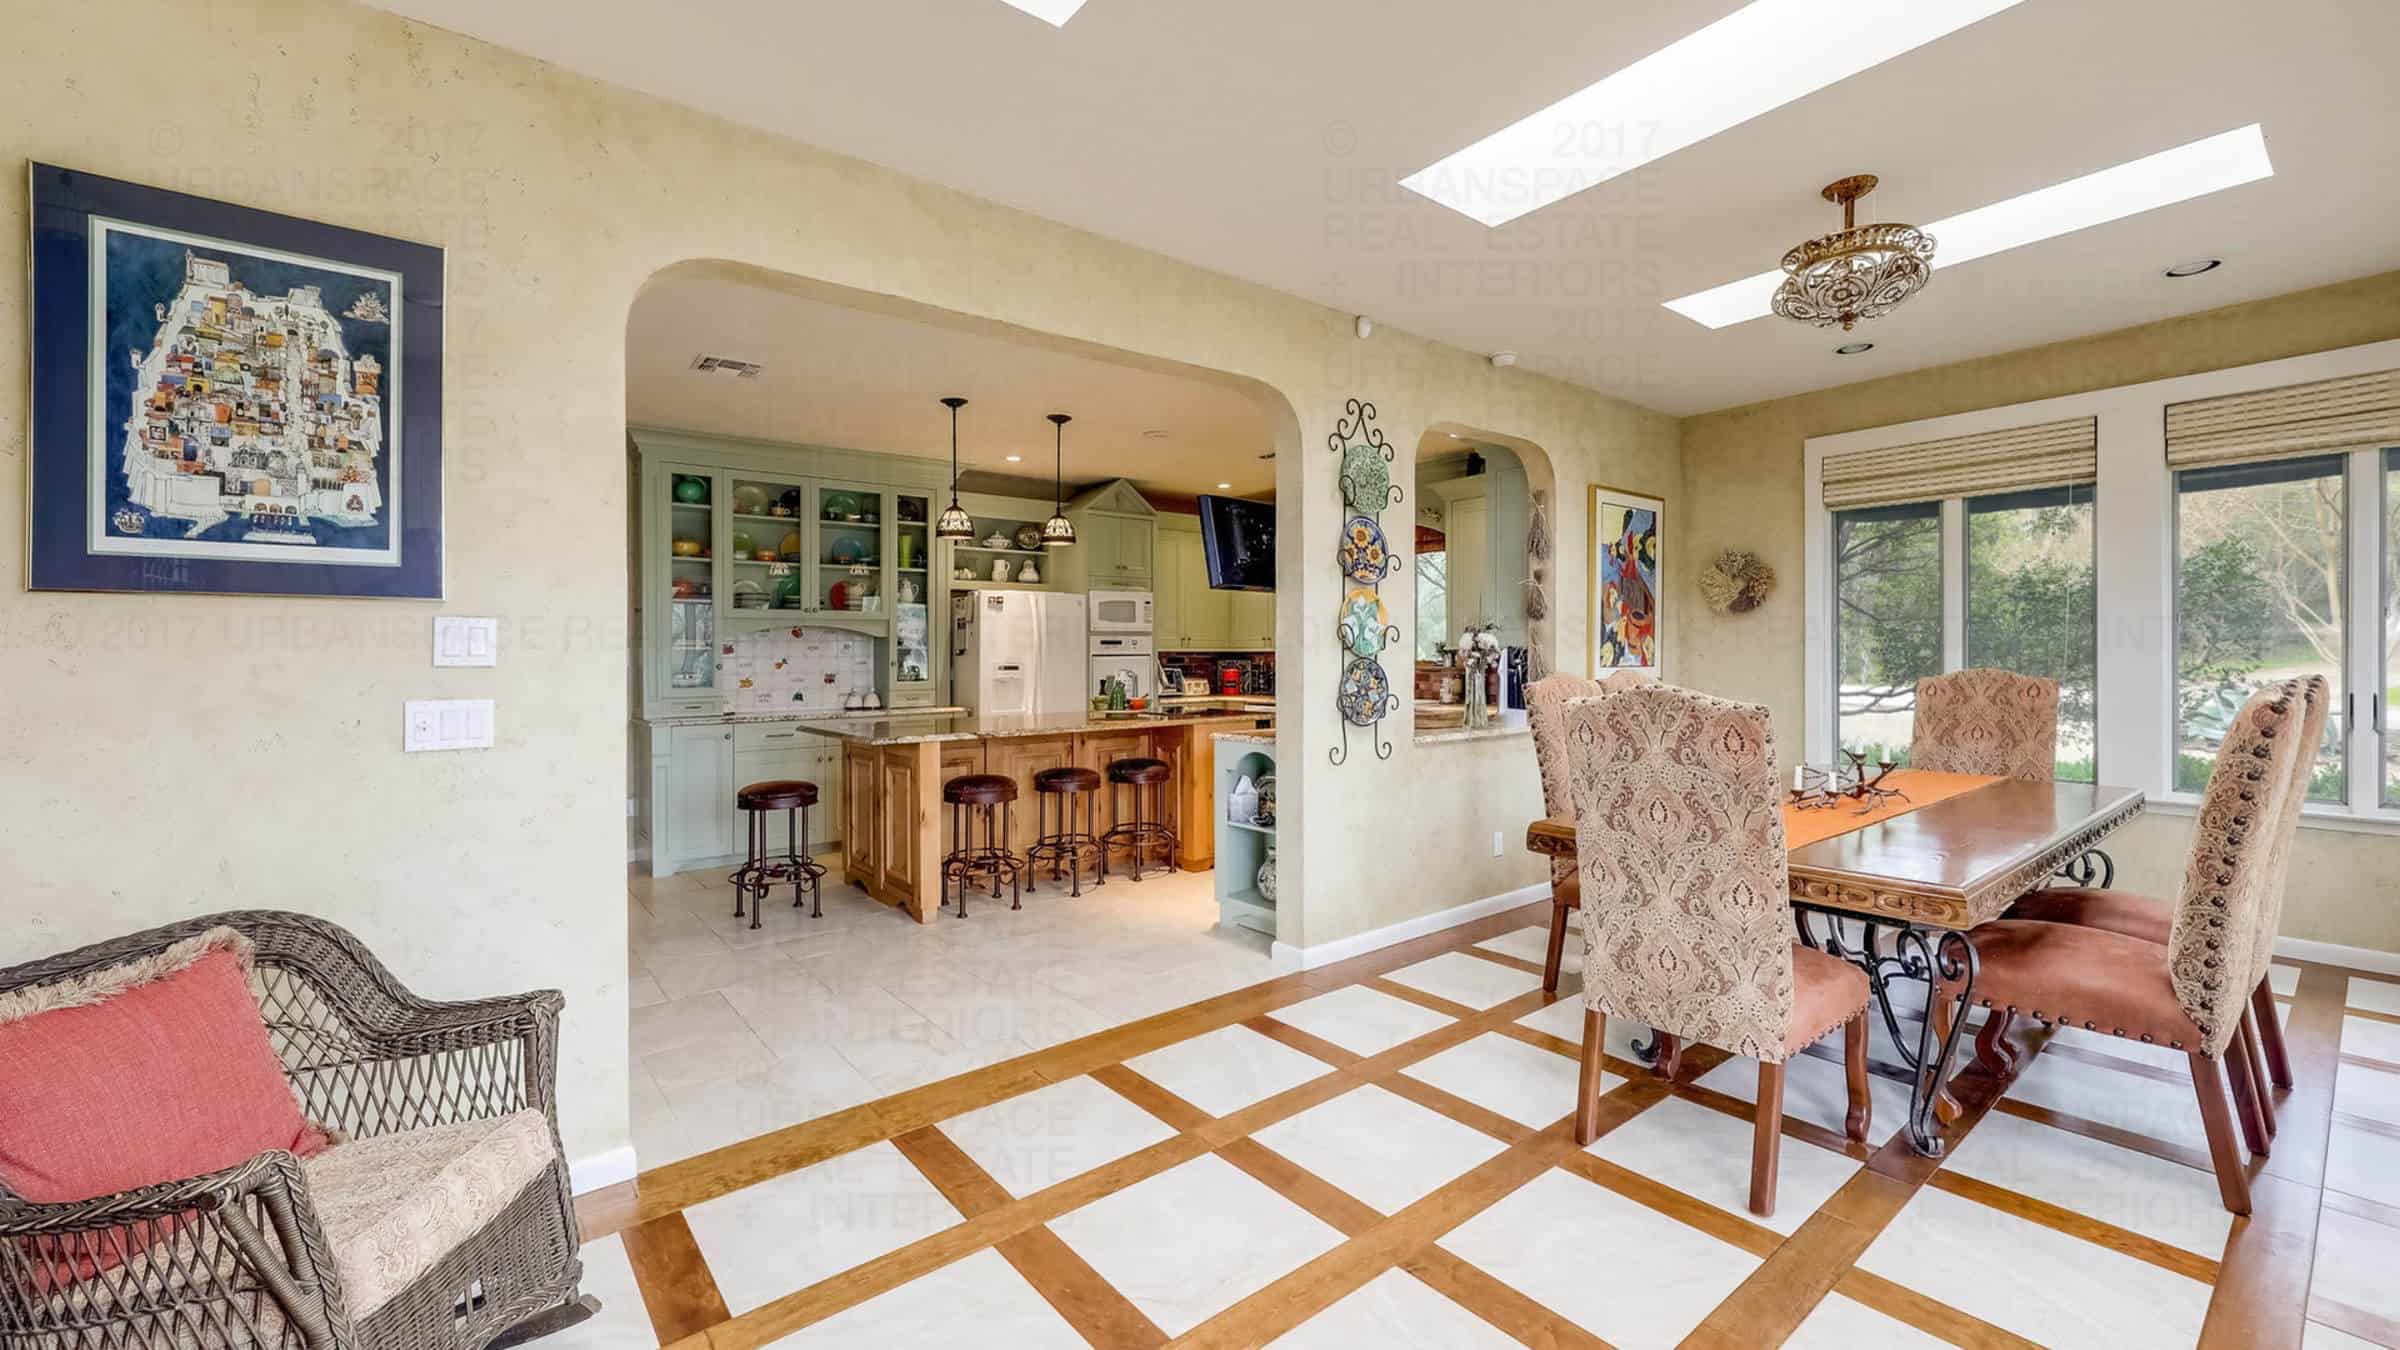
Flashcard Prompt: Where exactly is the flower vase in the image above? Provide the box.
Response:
[1463,659,1490,730]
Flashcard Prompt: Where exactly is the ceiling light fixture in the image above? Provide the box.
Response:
[1040,414,1077,547]
[1215,482,1232,490]
[1490,352,1518,368]
[1835,341,1876,355]
[935,397,975,541]
[1401,0,2027,228]
[1005,454,1023,462]
[995,0,1090,26]
[2165,257,2223,277]
[1666,124,2273,328]
[1142,429,1170,440]
[1770,174,1935,332]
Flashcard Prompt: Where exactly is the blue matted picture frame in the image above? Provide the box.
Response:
[27,163,444,598]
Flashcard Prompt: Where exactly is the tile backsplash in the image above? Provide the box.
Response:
[721,626,879,713]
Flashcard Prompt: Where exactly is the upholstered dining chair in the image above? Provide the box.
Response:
[1561,685,1872,1217]
[1999,675,2326,1124]
[1937,680,2310,1215]
[1910,667,2060,782]
[1526,670,1651,993]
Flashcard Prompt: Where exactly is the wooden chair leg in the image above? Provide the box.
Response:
[1576,1008,1609,1145]
[1929,996,1963,1124]
[2189,1052,2253,1215]
[1652,1032,1683,1083]
[1974,1008,2020,1077]
[1751,1060,1785,1219]
[1844,1013,1873,1143]
[2252,980,2293,1089]
[1544,893,1572,995]
[2226,1020,2270,1156]
[2239,1009,2277,1138]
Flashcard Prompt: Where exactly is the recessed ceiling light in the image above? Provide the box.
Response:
[1664,124,2273,328]
[995,0,1089,25]
[2165,257,2223,277]
[1005,454,1023,462]
[1401,0,2028,228]
[1835,341,1876,355]
[1143,429,1170,440]
[1490,352,1518,368]
[1215,482,1232,490]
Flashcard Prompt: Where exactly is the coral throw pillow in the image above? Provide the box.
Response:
[0,928,331,1209]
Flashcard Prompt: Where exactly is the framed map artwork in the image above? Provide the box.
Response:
[1588,484,1663,674]
[27,164,444,597]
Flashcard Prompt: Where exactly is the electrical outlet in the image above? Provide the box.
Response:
[1492,830,1505,857]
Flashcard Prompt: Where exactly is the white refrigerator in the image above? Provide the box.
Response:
[950,590,1089,716]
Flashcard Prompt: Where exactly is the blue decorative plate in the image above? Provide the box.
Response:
[1338,516,1390,584]
[1338,657,1390,726]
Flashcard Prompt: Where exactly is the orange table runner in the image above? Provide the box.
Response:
[1779,769,2003,849]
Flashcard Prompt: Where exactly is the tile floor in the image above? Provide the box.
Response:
[561,888,2400,1350]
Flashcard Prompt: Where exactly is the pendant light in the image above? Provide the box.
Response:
[1040,413,1077,547]
[934,396,975,541]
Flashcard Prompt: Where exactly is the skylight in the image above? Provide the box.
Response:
[1662,124,2275,328]
[1400,0,2027,228]
[996,0,1090,25]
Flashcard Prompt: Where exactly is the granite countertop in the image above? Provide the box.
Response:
[1212,731,1275,747]
[646,706,970,728]
[788,707,1277,746]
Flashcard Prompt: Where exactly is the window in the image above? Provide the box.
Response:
[2173,456,2346,802]
[1415,547,1448,661]
[1966,486,2098,781]
[2385,448,2399,808]
[1833,502,1942,763]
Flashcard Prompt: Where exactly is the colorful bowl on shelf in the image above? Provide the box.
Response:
[731,530,755,554]
[671,538,702,557]
[779,531,806,556]
[1013,524,1044,550]
[731,484,768,515]
[752,549,777,563]
[672,475,709,505]
[820,490,863,520]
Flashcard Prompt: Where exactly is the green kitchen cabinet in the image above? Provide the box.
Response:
[1228,588,1275,650]
[659,722,737,870]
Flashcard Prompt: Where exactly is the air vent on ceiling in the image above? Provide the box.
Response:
[689,354,764,379]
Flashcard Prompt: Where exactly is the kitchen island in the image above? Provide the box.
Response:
[792,707,1274,921]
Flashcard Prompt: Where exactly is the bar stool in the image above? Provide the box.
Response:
[729,779,825,930]
[1100,757,1178,882]
[942,773,1024,918]
[1025,766,1104,897]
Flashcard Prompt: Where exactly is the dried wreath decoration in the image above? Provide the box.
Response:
[1526,489,1553,563]
[1699,549,1777,615]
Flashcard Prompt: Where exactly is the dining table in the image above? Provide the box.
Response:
[1525,769,2145,1156]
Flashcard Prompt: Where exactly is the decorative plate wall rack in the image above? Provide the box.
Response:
[1330,398,1401,764]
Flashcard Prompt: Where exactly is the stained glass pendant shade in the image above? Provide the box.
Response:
[935,396,975,541]
[1041,413,1077,546]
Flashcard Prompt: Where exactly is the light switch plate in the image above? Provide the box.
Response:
[432,616,498,667]
[404,698,495,752]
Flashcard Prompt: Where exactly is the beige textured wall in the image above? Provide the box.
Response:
[1676,270,2400,953]
[0,0,1676,1170]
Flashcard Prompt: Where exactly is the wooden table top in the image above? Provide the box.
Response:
[1526,778,2145,930]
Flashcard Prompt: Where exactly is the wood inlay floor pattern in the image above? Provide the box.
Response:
[577,909,2372,1350]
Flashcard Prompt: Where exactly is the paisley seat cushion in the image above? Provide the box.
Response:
[302,1110,557,1317]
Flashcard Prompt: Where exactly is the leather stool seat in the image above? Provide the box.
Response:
[1035,766,1103,794]
[944,774,1019,806]
[1106,758,1169,785]
[738,779,817,811]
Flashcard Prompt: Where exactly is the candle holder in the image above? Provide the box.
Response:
[1787,750,1910,814]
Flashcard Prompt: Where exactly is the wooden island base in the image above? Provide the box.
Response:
[838,720,1253,921]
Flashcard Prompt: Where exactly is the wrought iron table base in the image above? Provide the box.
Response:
[1793,906,1979,1158]
[2054,846,2115,889]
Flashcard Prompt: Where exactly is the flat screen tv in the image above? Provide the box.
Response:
[1197,495,1274,591]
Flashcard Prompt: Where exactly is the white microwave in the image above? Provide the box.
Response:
[1089,589,1153,634]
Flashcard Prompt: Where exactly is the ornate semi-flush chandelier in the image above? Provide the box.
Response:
[1770,174,1935,332]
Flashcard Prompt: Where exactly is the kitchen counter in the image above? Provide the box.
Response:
[789,707,1274,747]
[829,708,1274,921]
[646,706,968,728]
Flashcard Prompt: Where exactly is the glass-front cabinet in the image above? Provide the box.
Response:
[891,490,935,704]
[653,464,724,716]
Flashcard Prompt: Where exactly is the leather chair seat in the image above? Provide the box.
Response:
[2007,886,2171,945]
[1939,919,2205,1050]
[1787,944,1871,1054]
[737,779,817,811]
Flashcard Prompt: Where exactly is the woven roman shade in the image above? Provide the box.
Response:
[1821,417,2097,511]
[2165,370,2400,470]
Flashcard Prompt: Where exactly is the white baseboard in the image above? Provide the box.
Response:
[2276,935,2400,978]
[569,1145,639,1196]
[1271,883,1548,971]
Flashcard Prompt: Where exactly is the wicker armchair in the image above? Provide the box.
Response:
[0,911,596,1350]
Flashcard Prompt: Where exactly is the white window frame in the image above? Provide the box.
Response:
[1804,336,2400,835]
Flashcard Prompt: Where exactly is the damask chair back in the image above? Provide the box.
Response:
[1527,670,1649,884]
[1562,684,1795,1062]
[2167,680,2306,1056]
[1911,668,2060,781]
[2248,674,2327,991]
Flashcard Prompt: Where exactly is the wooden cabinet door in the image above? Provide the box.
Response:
[844,742,878,877]
[880,747,923,895]
[1077,729,1152,840]
[1153,525,1187,647]
[1182,533,1229,649]
[1116,516,1154,585]
[665,724,737,866]
[812,743,844,849]
[991,735,1076,858]
[1230,589,1275,649]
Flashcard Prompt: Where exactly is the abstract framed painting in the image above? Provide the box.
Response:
[27,163,444,598]
[1588,484,1663,675]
